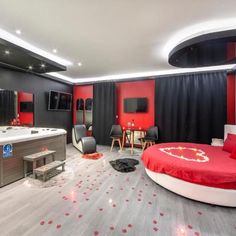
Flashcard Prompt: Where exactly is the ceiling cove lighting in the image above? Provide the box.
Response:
[0,28,73,66]
[47,72,74,83]
[163,18,236,60]
[48,64,236,84]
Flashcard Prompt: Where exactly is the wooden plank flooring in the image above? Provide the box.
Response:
[0,144,236,236]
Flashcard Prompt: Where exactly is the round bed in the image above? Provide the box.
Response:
[142,142,236,207]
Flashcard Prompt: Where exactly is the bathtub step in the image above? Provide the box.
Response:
[33,161,65,181]
[23,150,56,177]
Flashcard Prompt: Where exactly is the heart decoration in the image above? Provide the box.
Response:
[159,147,209,163]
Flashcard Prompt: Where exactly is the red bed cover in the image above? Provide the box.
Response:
[141,142,236,189]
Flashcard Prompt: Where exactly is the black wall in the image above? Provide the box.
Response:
[0,67,73,143]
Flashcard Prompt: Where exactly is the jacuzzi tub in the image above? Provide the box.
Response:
[0,126,67,187]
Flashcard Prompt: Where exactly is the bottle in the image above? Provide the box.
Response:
[131,119,135,127]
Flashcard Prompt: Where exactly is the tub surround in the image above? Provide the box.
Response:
[0,126,66,145]
[0,126,67,187]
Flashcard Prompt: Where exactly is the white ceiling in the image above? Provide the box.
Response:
[0,0,236,83]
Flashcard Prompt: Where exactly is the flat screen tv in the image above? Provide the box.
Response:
[124,97,148,113]
[48,91,72,111]
[20,102,34,112]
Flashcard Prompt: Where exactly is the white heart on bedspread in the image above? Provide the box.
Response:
[159,147,209,163]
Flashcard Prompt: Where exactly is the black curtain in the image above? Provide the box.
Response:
[155,71,227,144]
[0,90,16,125]
[93,82,116,145]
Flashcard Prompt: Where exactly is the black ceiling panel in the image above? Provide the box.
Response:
[0,38,66,73]
[169,29,236,68]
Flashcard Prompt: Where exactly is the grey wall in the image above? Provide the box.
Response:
[0,67,73,143]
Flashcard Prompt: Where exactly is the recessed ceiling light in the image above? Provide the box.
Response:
[41,63,45,68]
[52,49,57,53]
[77,62,82,67]
[4,50,10,55]
[28,66,33,70]
[15,30,21,35]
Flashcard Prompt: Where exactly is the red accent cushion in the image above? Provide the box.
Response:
[230,146,236,159]
[223,133,236,153]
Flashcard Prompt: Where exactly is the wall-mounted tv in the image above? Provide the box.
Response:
[48,90,72,111]
[20,102,34,112]
[124,97,148,113]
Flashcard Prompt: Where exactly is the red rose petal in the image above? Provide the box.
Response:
[112,204,116,208]
[188,225,193,229]
[194,232,200,236]
[78,214,83,218]
[153,227,159,232]
[48,220,53,224]
[40,221,45,225]
[128,224,132,228]
[99,208,103,211]
[122,229,127,233]
[94,231,99,236]
[198,211,202,215]
[110,226,115,231]
[160,213,164,216]
[148,201,152,205]
[153,220,157,224]
[65,213,70,216]
[56,224,61,229]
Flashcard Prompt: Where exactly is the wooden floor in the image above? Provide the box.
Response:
[0,144,236,236]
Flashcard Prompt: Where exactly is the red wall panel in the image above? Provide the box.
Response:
[227,74,235,124]
[227,43,236,124]
[116,80,155,129]
[73,85,93,124]
[17,92,34,125]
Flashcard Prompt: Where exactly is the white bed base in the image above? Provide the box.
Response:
[145,168,236,207]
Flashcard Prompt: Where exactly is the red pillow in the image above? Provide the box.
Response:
[223,133,236,153]
[230,146,236,159]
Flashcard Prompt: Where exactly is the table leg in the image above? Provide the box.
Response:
[33,161,37,178]
[24,161,27,177]
[122,130,126,149]
[131,131,134,155]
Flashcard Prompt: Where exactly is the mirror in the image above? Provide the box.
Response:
[85,98,93,131]
[76,98,84,124]
[0,89,34,126]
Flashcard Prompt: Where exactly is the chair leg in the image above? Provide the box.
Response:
[142,141,147,152]
[118,139,122,151]
[110,139,115,152]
